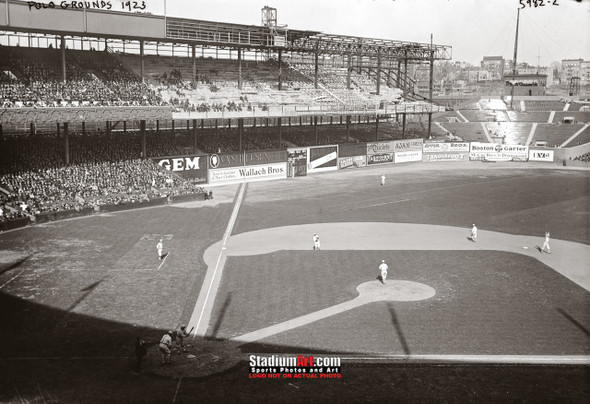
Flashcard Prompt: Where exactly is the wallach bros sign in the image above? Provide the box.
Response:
[208,162,287,185]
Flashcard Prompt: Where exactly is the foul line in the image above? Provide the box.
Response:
[157,251,171,271]
[0,269,26,290]
[190,183,246,337]
[172,377,183,404]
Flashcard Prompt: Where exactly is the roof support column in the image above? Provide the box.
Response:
[278,49,282,91]
[237,47,242,90]
[63,122,69,165]
[376,52,382,96]
[429,50,434,102]
[141,120,146,159]
[140,40,145,84]
[347,53,352,90]
[238,118,243,151]
[60,36,66,83]
[192,44,196,89]
[193,119,198,153]
[314,51,319,89]
[403,57,408,95]
[375,115,379,141]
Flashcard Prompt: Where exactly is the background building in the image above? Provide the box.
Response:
[481,56,505,81]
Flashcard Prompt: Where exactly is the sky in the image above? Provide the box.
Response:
[145,0,590,67]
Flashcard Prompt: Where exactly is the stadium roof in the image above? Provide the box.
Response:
[1,1,451,61]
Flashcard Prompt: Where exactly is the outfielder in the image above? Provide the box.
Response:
[157,238,164,260]
[471,224,477,243]
[541,230,551,254]
[381,175,386,186]
[313,233,321,250]
[379,260,388,284]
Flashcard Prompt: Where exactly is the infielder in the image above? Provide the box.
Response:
[157,238,164,260]
[379,260,388,284]
[313,233,321,250]
[541,230,551,254]
[471,224,477,243]
[381,175,386,186]
[159,331,173,364]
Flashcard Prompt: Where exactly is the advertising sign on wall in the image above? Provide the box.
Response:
[208,163,287,185]
[393,138,423,163]
[470,143,529,162]
[366,141,395,165]
[423,152,469,162]
[528,149,554,162]
[338,155,367,169]
[423,142,470,153]
[152,155,208,183]
[395,150,423,163]
[245,150,288,166]
[308,146,338,173]
[422,142,470,162]
[208,152,246,169]
[287,148,308,177]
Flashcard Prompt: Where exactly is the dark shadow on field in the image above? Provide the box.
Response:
[0,255,29,276]
[66,276,109,312]
[208,293,232,341]
[558,308,590,338]
[388,302,410,355]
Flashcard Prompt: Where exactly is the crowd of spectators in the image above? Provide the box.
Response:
[1,79,166,108]
[0,131,205,223]
[0,45,167,108]
[573,152,590,163]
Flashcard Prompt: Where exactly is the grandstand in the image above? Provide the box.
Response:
[0,3,589,404]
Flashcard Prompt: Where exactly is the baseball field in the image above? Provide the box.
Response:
[0,160,588,403]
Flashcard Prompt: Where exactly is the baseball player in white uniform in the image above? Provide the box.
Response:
[379,260,388,284]
[313,233,321,250]
[159,331,173,364]
[381,175,386,186]
[471,224,477,243]
[157,238,164,260]
[541,230,551,254]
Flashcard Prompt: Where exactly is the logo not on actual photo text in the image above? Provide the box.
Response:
[248,355,342,379]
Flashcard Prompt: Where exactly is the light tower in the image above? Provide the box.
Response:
[261,5,277,28]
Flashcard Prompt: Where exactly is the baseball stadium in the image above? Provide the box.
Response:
[0,1,589,402]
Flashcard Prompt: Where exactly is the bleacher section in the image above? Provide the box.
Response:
[567,125,590,146]
[531,124,586,147]
[432,111,464,122]
[516,100,566,112]
[438,122,488,142]
[552,112,590,124]
[566,102,590,112]
[485,122,532,145]
[117,54,405,112]
[507,111,551,123]
[460,110,507,122]
[478,98,507,111]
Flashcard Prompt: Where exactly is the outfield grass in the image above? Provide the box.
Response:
[0,162,588,403]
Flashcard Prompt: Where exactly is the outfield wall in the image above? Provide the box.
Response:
[153,139,563,186]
